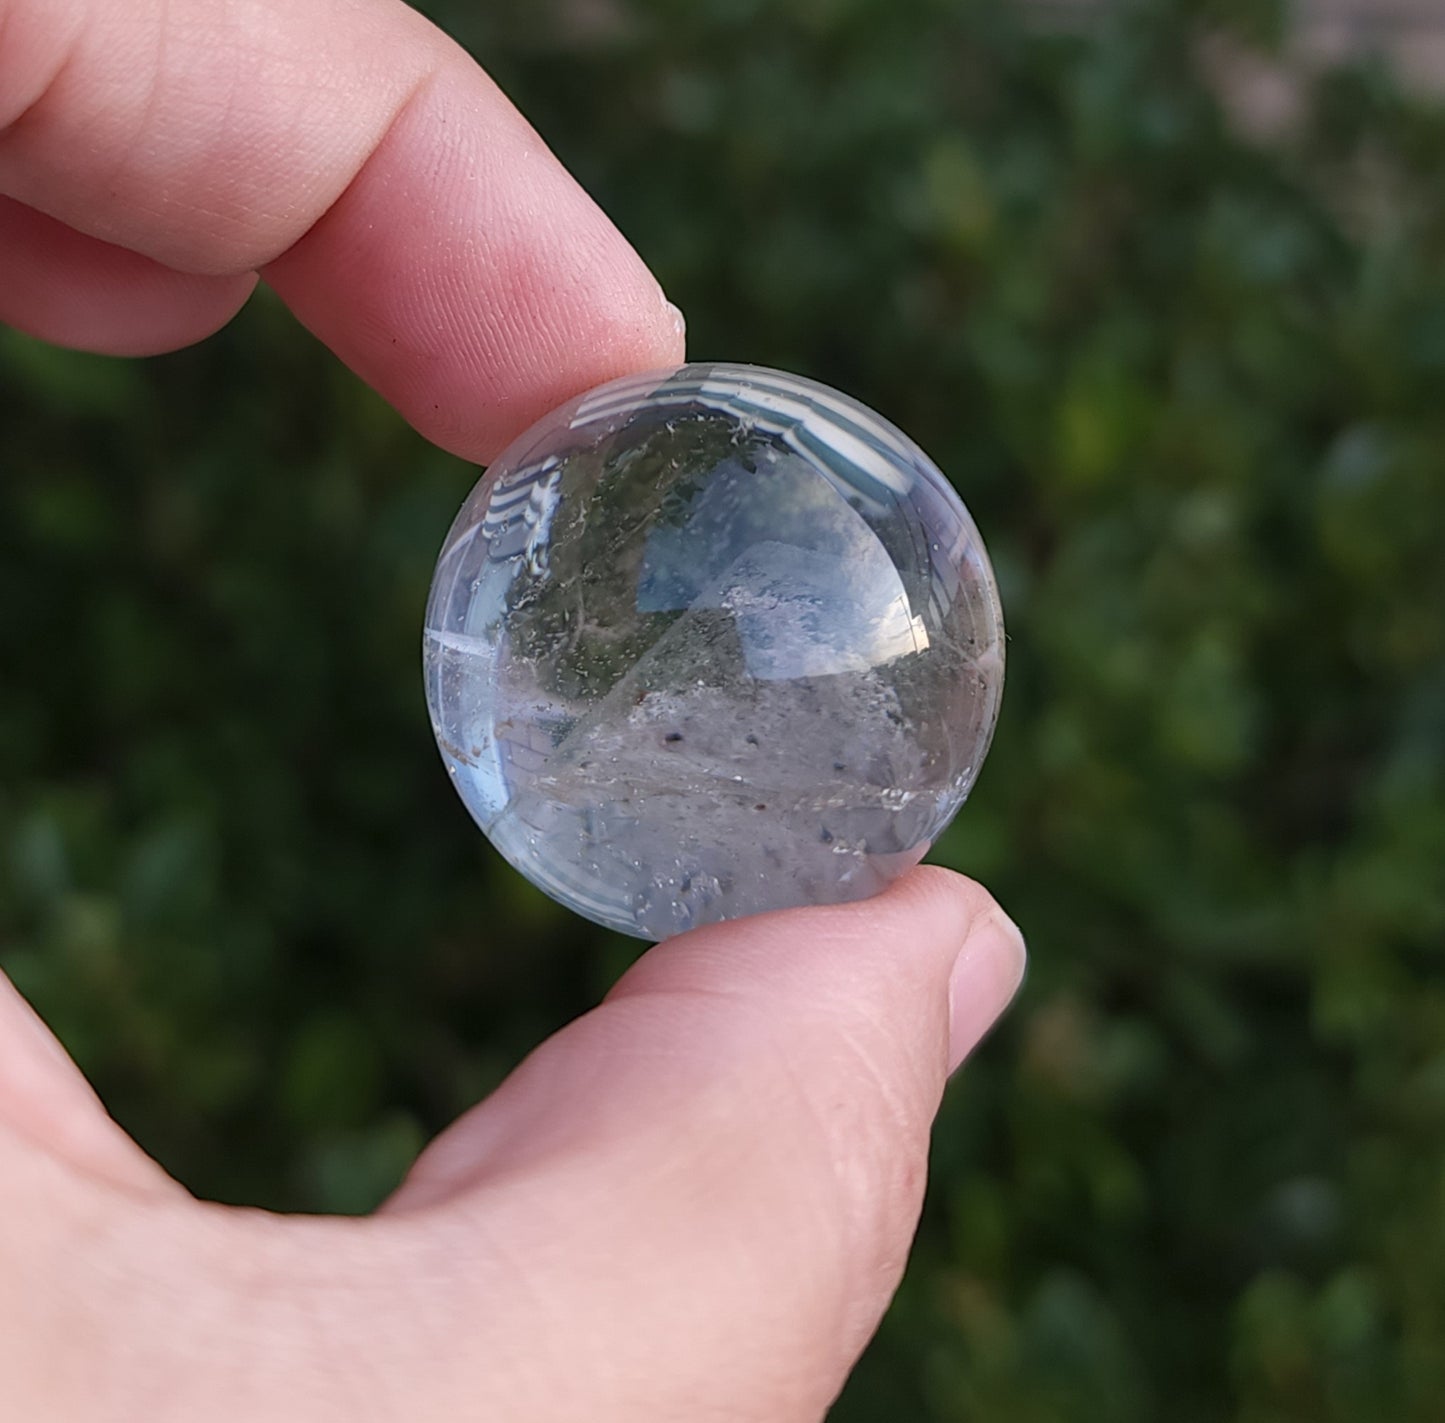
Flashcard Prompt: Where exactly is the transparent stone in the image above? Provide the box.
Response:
[424,363,1004,940]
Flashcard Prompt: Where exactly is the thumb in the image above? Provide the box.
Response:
[0,971,176,1194]
[381,867,1026,1422]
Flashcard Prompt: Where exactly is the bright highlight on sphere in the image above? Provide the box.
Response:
[424,363,1004,940]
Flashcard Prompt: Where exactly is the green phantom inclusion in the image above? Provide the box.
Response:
[423,363,1004,941]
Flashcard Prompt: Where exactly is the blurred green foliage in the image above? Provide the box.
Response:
[3,0,1444,1416]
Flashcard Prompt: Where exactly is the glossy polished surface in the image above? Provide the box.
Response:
[424,364,1003,939]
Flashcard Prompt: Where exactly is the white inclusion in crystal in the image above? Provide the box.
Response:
[712,542,927,681]
[522,466,563,575]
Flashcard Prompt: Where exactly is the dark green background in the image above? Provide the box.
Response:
[3,0,1443,1417]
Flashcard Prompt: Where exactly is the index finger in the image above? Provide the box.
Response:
[0,0,683,460]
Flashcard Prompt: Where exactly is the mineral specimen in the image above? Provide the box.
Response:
[424,364,1003,940]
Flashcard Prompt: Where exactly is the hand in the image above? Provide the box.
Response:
[0,2,1027,1419]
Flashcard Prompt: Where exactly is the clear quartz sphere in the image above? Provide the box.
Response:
[424,363,1004,940]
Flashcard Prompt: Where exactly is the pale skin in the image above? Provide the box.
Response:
[0,1,1028,1418]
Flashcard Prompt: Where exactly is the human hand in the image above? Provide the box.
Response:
[0,2,1027,1419]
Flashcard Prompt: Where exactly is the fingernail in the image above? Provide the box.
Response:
[947,909,1027,1074]
[664,300,687,351]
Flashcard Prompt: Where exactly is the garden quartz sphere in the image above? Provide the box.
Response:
[424,364,1004,941]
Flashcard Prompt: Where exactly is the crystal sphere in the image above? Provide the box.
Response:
[424,363,1004,940]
